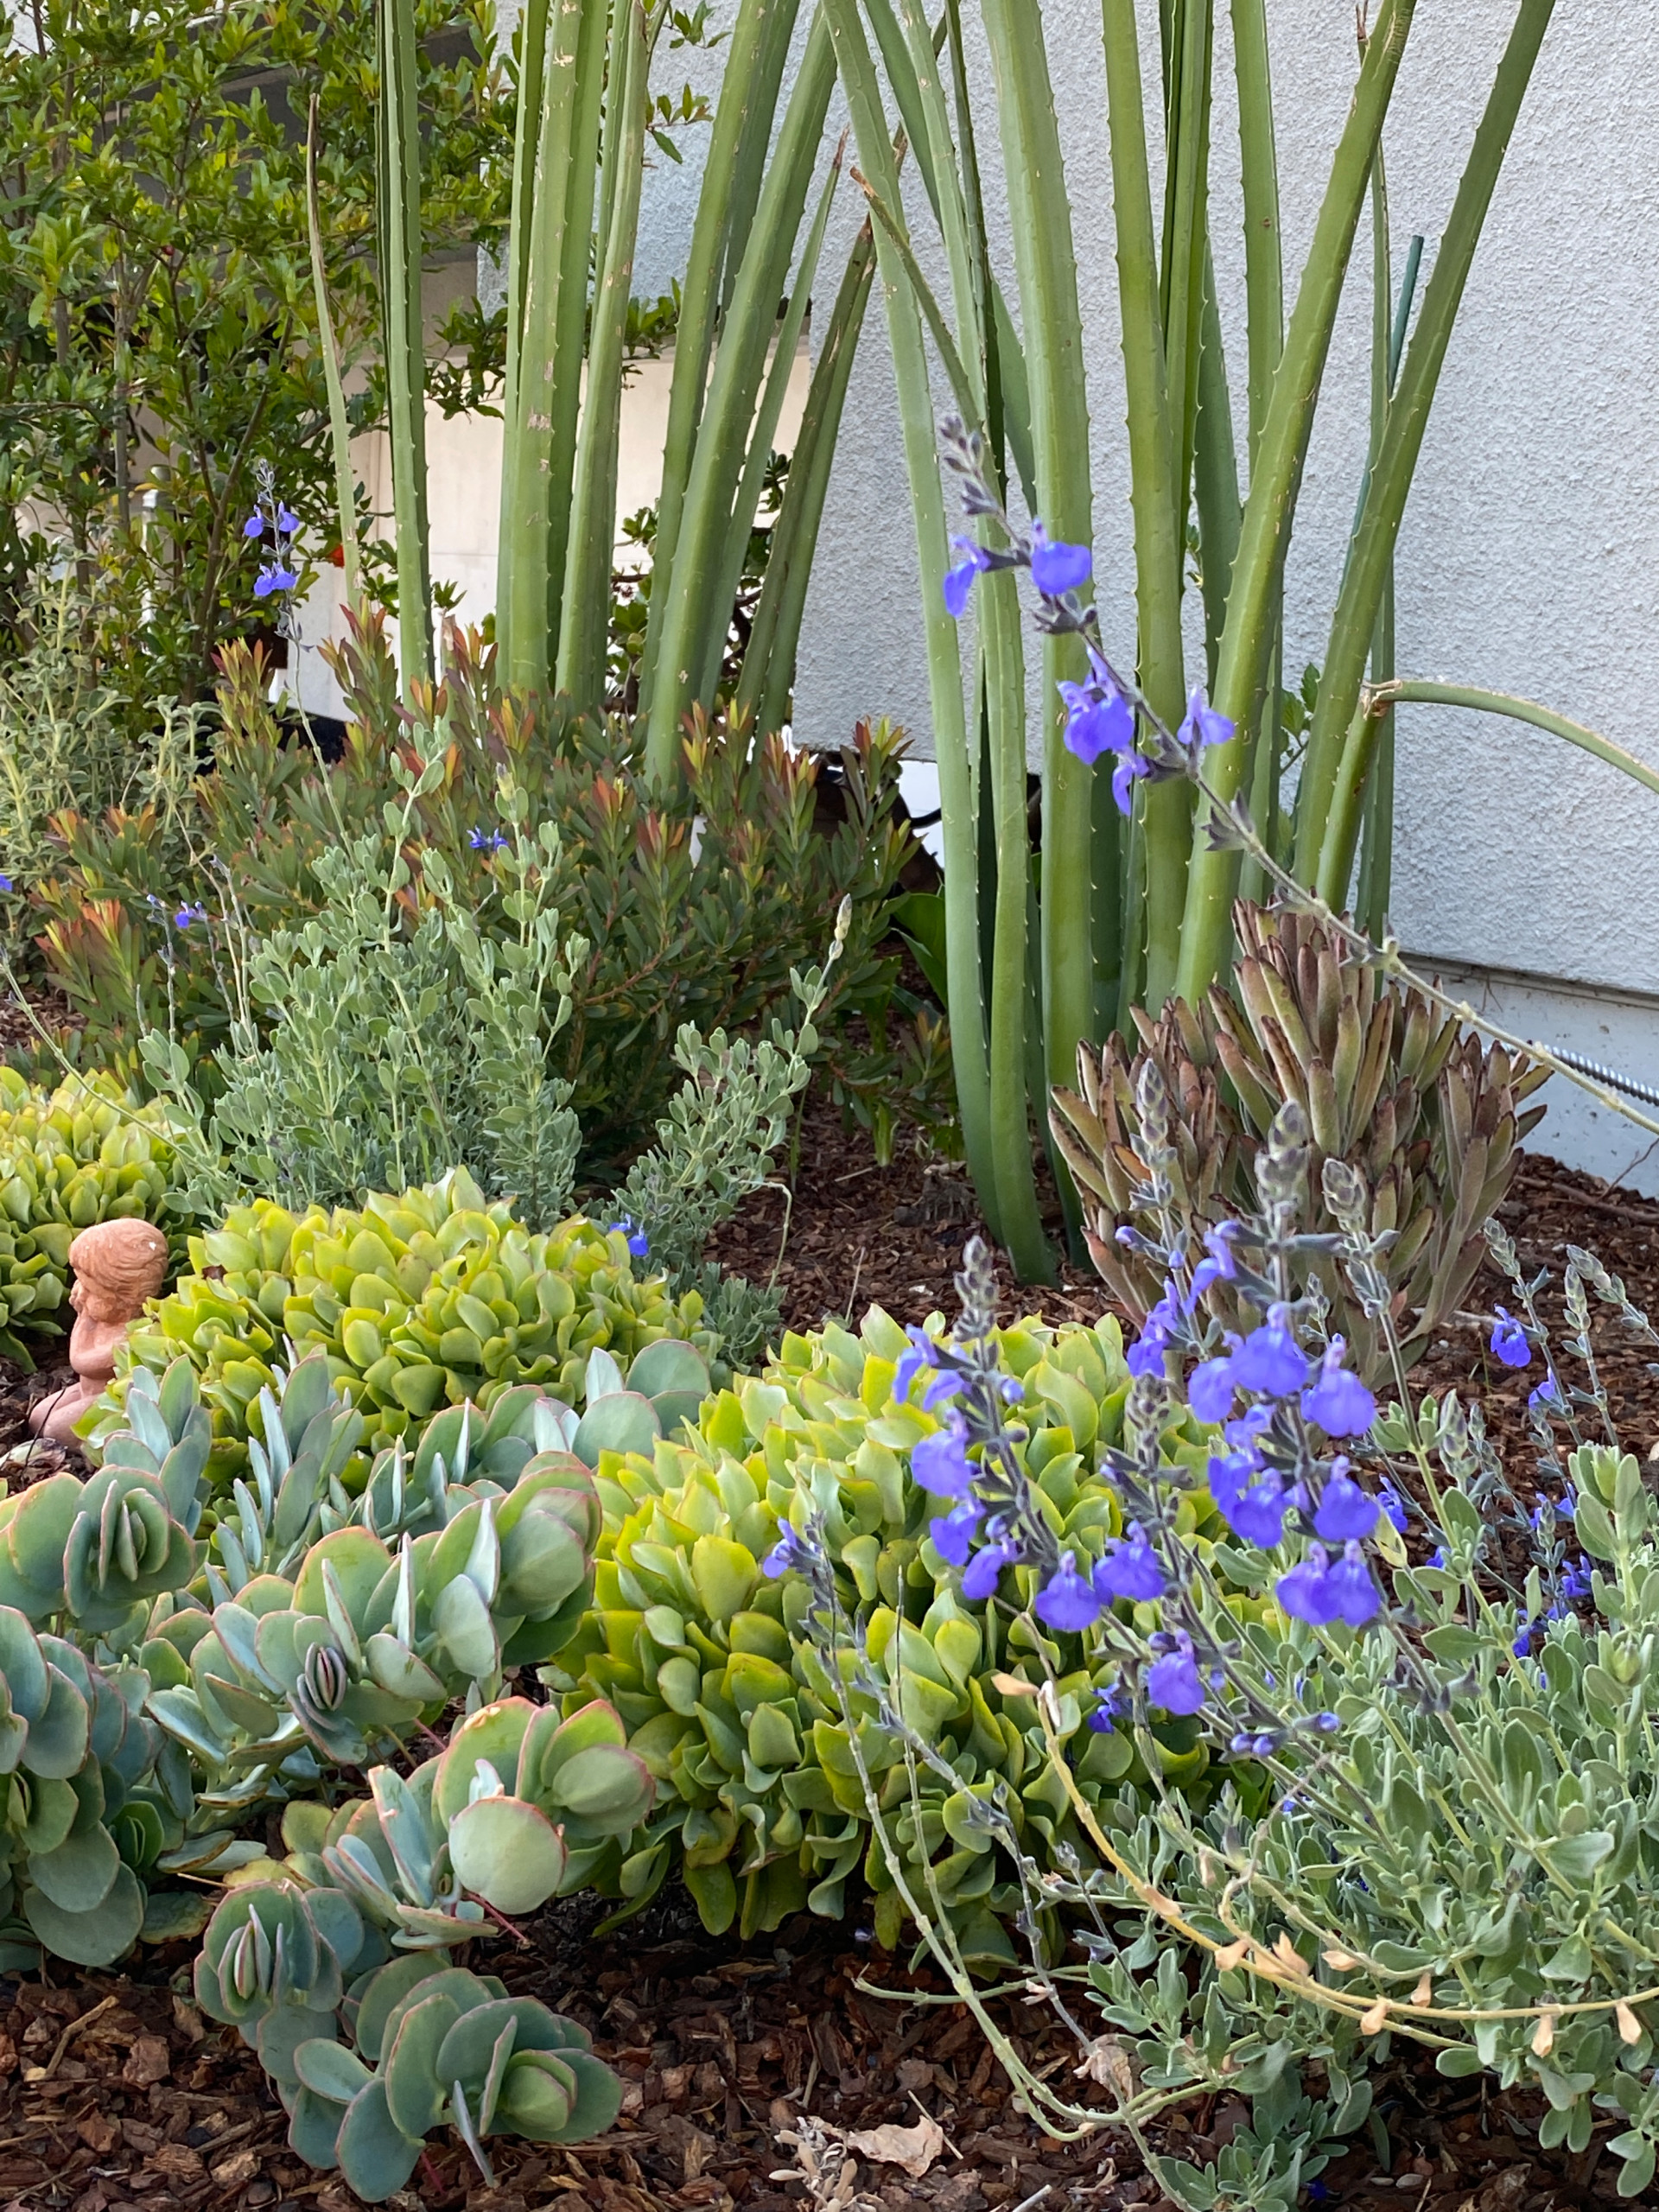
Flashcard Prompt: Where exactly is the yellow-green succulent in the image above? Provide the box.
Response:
[554,1302,1263,1963]
[87,1167,715,1489]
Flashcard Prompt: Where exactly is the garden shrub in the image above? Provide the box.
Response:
[0,574,199,950]
[86,1169,714,1491]
[33,620,919,1175]
[0,1069,187,1364]
[760,1088,1659,2209]
[550,1301,1263,1961]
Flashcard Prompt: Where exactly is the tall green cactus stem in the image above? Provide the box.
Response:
[1099,0,1187,1014]
[980,0,1095,1239]
[637,0,801,752]
[640,10,839,755]
[496,0,607,690]
[735,221,878,738]
[306,101,361,613]
[555,0,649,715]
[823,0,999,1240]
[1173,0,1417,1006]
[376,0,432,692]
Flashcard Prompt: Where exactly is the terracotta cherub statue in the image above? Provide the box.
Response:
[29,1217,169,1446]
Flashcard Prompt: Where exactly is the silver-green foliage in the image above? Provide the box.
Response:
[139,725,836,1351]
[0,573,198,935]
[194,1695,640,2197]
[143,752,584,1225]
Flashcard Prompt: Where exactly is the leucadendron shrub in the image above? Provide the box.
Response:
[0,1070,187,1365]
[85,1168,714,1491]
[548,1300,1273,1961]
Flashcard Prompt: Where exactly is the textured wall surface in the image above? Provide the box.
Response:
[780,3,1659,1014]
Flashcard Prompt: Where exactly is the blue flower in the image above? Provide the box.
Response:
[1529,1375,1560,1410]
[1034,1551,1103,1632]
[1427,1544,1448,1571]
[1190,1222,1241,1297]
[242,512,264,538]
[1231,1312,1308,1397]
[1561,1557,1593,1602]
[1313,1468,1378,1544]
[911,1423,975,1497]
[929,1499,983,1567]
[172,903,208,931]
[761,1525,808,1579]
[1378,1484,1408,1535]
[1277,1541,1379,1629]
[0,875,12,893]
[921,1368,963,1412]
[276,505,301,535]
[254,563,300,599]
[961,1539,1019,1600]
[943,537,993,618]
[1089,1683,1128,1734]
[469,826,509,852]
[1126,1306,1173,1377]
[1179,689,1234,752]
[1300,1343,1376,1439]
[1094,1526,1166,1604]
[1188,1356,1237,1425]
[1210,1453,1289,1548]
[1059,681,1135,766]
[606,1217,649,1258]
[1110,750,1149,816]
[1146,1646,1205,1716]
[1511,1610,1535,1658]
[1491,1306,1530,1369]
[893,1331,937,1402]
[1028,522,1092,598]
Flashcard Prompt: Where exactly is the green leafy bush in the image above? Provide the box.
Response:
[0,1070,187,1365]
[88,1169,715,1486]
[552,1303,1259,1959]
[34,622,916,1173]
[0,575,198,947]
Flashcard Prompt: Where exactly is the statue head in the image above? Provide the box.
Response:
[67,1218,169,1326]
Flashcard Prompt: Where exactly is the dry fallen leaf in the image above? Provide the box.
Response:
[210,2147,262,2191]
[841,2115,946,2179]
[121,2034,172,2088]
[1074,2035,1135,2101]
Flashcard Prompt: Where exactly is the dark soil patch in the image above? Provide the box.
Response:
[0,1902,1632,2212]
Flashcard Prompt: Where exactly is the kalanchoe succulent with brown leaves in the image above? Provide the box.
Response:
[1051,901,1547,1381]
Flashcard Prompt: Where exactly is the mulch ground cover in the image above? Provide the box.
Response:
[2,1095,1657,2210]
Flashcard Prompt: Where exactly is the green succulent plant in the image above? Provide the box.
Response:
[0,1070,186,1368]
[554,1304,1261,1961]
[1050,901,1549,1380]
[299,1966,619,2200]
[143,1399,610,1818]
[0,1607,216,1966]
[87,1168,715,1484]
[270,1693,653,1945]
